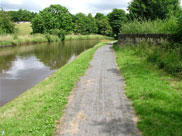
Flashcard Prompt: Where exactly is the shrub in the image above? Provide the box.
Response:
[121,16,178,34]
[128,43,182,77]
[0,11,15,34]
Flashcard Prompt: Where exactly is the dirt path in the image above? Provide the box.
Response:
[55,44,140,136]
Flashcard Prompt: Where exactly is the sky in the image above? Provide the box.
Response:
[0,0,182,15]
[0,0,132,14]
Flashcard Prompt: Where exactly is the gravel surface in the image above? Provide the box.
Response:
[55,44,141,136]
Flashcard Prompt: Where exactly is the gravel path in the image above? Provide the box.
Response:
[55,44,141,136]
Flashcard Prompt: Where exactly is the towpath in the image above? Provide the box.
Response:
[55,44,140,136]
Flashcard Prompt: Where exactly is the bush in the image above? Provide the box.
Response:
[49,29,65,41]
[127,43,182,77]
[0,11,15,34]
[121,16,178,34]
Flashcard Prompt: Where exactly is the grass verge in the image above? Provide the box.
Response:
[113,44,182,136]
[0,34,113,47]
[0,41,111,136]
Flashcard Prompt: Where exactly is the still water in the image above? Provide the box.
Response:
[0,40,99,106]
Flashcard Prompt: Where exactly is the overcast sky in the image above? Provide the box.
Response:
[0,0,182,15]
[0,0,132,14]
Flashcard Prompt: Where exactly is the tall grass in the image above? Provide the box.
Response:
[15,22,32,35]
[65,34,114,40]
[0,34,60,46]
[121,16,178,34]
[124,42,182,77]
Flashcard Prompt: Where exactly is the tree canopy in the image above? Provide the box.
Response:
[95,13,112,36]
[31,4,73,34]
[128,0,180,20]
[73,13,98,34]
[108,9,127,38]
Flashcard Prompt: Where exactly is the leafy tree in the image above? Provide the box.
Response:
[73,13,97,34]
[95,13,112,36]
[31,4,73,34]
[0,11,15,34]
[108,9,127,38]
[87,13,98,33]
[128,0,180,20]
[95,13,105,20]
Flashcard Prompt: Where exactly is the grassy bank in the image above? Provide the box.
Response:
[124,43,182,78]
[0,34,113,47]
[0,22,113,47]
[0,41,110,135]
[114,44,182,136]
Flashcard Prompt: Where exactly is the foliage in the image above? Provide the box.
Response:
[8,9,36,22]
[119,42,182,77]
[31,4,73,34]
[73,13,98,35]
[95,13,105,20]
[108,8,127,38]
[49,29,66,41]
[177,13,182,35]
[31,14,44,34]
[95,13,113,36]
[0,42,109,136]
[128,0,180,20]
[121,16,178,34]
[0,11,15,34]
[114,44,182,136]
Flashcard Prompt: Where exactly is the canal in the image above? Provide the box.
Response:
[0,40,99,106]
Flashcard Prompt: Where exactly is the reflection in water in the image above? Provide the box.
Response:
[0,40,99,106]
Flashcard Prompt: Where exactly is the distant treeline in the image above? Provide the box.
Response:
[7,9,37,22]
[1,0,182,40]
[0,6,127,39]
[31,5,127,39]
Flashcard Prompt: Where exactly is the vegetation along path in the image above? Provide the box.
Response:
[55,44,140,136]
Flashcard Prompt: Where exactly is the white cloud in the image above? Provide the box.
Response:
[5,56,45,79]
[1,0,131,14]
[1,0,181,14]
[5,0,24,5]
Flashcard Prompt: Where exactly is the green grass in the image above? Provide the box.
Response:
[113,44,182,136]
[0,41,111,136]
[65,34,113,40]
[124,43,182,78]
[15,22,32,35]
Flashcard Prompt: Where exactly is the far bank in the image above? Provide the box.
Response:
[0,34,113,47]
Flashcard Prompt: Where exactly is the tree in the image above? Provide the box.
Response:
[95,13,112,36]
[73,13,97,34]
[128,0,180,20]
[0,11,15,34]
[108,9,127,38]
[8,9,36,22]
[31,4,73,34]
[95,13,105,20]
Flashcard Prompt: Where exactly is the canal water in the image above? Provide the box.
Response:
[0,40,99,106]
